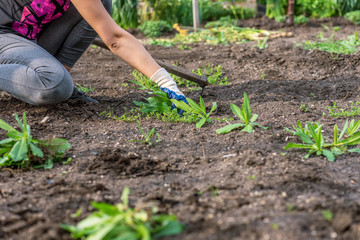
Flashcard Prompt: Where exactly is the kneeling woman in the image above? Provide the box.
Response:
[0,0,186,105]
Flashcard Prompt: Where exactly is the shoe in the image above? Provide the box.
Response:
[69,87,99,103]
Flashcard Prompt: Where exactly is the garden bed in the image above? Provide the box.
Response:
[1,17,360,240]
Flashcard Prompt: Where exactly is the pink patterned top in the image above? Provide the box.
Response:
[0,0,71,39]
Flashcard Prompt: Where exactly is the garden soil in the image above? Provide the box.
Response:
[1,17,360,240]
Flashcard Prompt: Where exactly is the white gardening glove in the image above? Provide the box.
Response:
[150,68,188,114]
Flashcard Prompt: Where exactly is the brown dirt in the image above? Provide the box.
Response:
[1,18,360,240]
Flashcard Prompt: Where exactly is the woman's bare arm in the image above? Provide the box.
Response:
[71,0,161,77]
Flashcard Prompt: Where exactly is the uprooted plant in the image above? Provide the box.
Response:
[216,92,268,134]
[0,112,71,169]
[171,96,217,128]
[61,187,185,240]
[284,119,360,161]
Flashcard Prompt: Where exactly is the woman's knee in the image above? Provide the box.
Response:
[29,69,74,105]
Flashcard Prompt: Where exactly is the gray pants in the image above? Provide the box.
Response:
[0,0,111,105]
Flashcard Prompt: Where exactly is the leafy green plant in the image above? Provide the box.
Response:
[328,102,360,118]
[132,122,161,146]
[284,120,360,161]
[254,35,269,50]
[139,20,172,38]
[300,104,309,113]
[134,90,172,114]
[304,31,360,55]
[75,83,95,93]
[0,113,71,168]
[192,65,228,85]
[322,209,333,221]
[205,16,237,28]
[344,10,360,24]
[62,187,184,240]
[216,93,268,134]
[296,0,338,18]
[171,96,217,128]
[112,0,138,29]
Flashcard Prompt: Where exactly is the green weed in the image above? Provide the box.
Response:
[322,209,333,221]
[62,187,184,240]
[345,10,360,25]
[0,112,71,169]
[205,16,237,28]
[193,65,228,85]
[171,96,217,128]
[284,120,360,161]
[300,104,309,113]
[254,35,269,50]
[75,83,95,93]
[216,93,268,134]
[134,90,172,114]
[328,102,360,118]
[131,122,161,146]
[304,31,360,55]
[111,0,138,29]
[139,20,172,38]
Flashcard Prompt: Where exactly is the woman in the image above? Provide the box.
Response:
[0,0,186,105]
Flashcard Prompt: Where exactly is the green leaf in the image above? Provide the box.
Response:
[338,131,360,146]
[152,218,185,238]
[322,149,335,162]
[7,131,24,140]
[199,96,206,111]
[339,119,348,140]
[284,142,313,150]
[44,159,54,169]
[170,99,194,113]
[121,187,130,208]
[230,104,245,123]
[348,148,360,153]
[10,138,28,161]
[40,138,71,153]
[14,113,24,131]
[250,114,258,123]
[0,119,16,132]
[333,124,338,145]
[91,202,119,216]
[187,98,205,116]
[30,143,44,157]
[294,132,314,144]
[241,124,253,133]
[209,102,217,114]
[0,138,14,145]
[243,92,252,120]
[216,123,244,134]
[196,118,207,128]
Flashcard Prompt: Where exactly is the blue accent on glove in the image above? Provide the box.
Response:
[160,87,188,115]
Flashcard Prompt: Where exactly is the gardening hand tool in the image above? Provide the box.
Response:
[92,38,209,89]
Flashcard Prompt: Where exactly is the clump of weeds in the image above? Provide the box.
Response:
[75,83,95,93]
[62,187,184,240]
[131,122,161,146]
[216,92,268,134]
[284,119,360,161]
[0,112,71,169]
[192,64,228,85]
[171,96,217,128]
[328,101,360,118]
